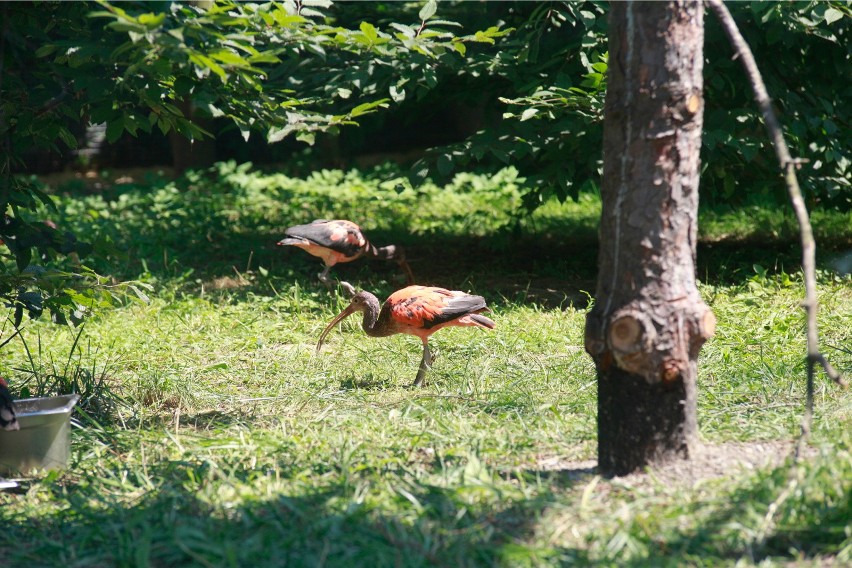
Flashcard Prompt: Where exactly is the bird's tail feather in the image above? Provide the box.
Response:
[470,313,496,329]
[277,237,308,247]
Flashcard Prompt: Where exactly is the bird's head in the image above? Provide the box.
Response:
[316,292,377,352]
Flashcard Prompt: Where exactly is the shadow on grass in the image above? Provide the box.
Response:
[103,222,849,311]
[646,458,852,564]
[339,375,397,391]
[3,451,845,565]
[188,230,834,313]
[0,458,593,566]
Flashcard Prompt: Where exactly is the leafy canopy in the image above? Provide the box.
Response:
[0,0,505,328]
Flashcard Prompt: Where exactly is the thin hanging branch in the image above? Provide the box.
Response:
[705,0,847,451]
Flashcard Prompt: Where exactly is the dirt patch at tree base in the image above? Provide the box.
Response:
[537,440,812,487]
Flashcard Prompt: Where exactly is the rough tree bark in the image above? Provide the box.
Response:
[584,1,715,476]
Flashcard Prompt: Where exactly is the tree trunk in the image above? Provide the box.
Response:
[584,1,715,477]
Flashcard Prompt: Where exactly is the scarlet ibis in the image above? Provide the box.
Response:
[317,285,496,387]
[278,219,415,297]
[0,378,19,431]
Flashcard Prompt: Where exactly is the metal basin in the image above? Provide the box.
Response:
[0,394,80,476]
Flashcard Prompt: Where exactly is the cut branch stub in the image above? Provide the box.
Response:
[603,305,715,385]
[608,310,656,377]
[691,308,716,356]
[609,312,653,352]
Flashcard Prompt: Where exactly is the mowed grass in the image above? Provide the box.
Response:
[0,163,850,566]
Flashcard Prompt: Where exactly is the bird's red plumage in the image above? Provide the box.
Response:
[316,285,494,386]
[385,286,493,340]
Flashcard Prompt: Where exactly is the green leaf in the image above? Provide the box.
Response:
[389,22,415,38]
[267,125,293,143]
[174,76,194,96]
[473,30,496,44]
[360,21,379,42]
[824,7,843,24]
[14,248,31,274]
[300,8,325,18]
[419,0,438,22]
[167,27,185,42]
[157,118,172,136]
[205,104,225,118]
[349,99,390,117]
[106,20,147,34]
[128,285,150,303]
[437,153,453,176]
[427,19,463,28]
[58,127,77,149]
[209,49,250,67]
[138,13,166,28]
[35,44,57,58]
[296,131,316,145]
[248,52,281,64]
[272,10,306,27]
[123,114,139,137]
[189,53,228,82]
[238,122,251,142]
[520,108,538,121]
[106,119,125,143]
[389,85,405,102]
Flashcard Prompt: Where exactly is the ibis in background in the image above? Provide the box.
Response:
[317,285,496,387]
[278,219,415,297]
[0,378,19,431]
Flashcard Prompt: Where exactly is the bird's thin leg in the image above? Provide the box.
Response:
[317,265,333,289]
[412,342,432,387]
[318,266,356,298]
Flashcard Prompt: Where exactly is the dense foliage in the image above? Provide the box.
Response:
[389,1,850,209]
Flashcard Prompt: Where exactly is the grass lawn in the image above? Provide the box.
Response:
[0,163,850,566]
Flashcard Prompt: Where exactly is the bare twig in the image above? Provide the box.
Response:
[705,0,847,455]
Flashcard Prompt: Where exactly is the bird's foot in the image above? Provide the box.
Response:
[318,273,334,289]
[411,351,435,388]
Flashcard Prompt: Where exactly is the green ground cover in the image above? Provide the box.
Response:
[0,163,849,566]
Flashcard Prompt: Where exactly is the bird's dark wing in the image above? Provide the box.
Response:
[284,220,367,257]
[423,293,490,329]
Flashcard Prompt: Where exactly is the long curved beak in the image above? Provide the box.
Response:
[316,304,358,353]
